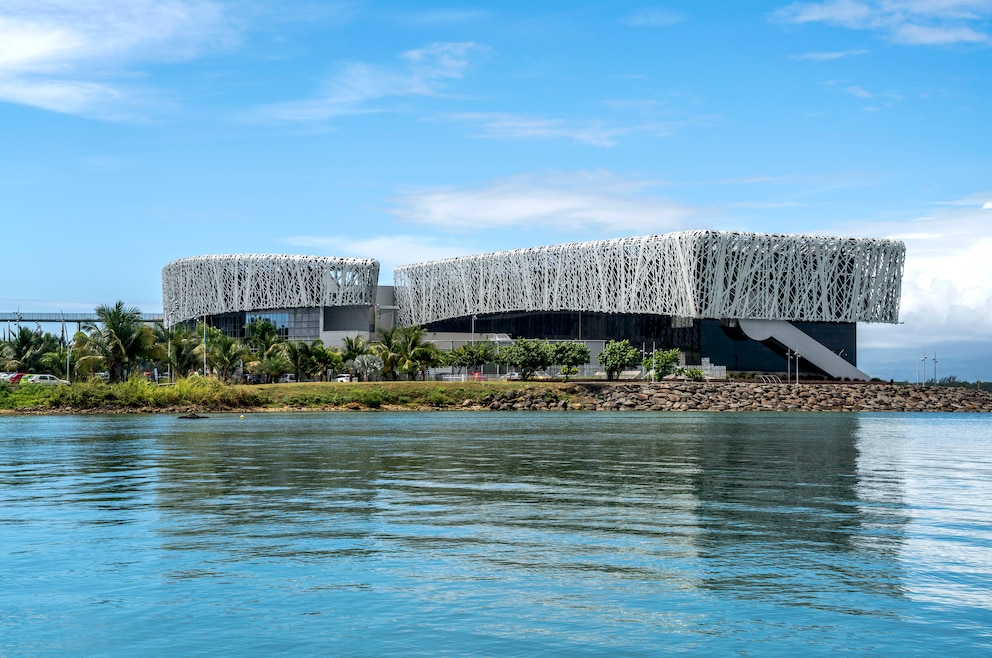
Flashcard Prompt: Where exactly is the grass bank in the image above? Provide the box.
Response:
[0,379,572,414]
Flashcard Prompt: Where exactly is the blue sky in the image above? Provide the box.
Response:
[2,0,990,381]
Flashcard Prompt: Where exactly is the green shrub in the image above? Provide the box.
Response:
[426,388,453,407]
[357,387,385,408]
[677,367,705,381]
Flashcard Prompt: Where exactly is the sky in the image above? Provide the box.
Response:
[1,0,990,381]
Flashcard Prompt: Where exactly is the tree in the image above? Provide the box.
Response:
[311,342,343,381]
[496,338,553,380]
[353,353,384,381]
[284,340,315,382]
[210,334,250,382]
[395,326,442,380]
[643,348,681,381]
[448,342,497,375]
[372,327,403,380]
[154,324,200,379]
[245,318,283,354]
[1,326,58,373]
[597,339,641,381]
[551,342,590,381]
[77,302,157,383]
[342,335,371,363]
[39,345,71,379]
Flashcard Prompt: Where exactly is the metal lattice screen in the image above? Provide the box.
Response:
[162,254,379,327]
[393,231,904,327]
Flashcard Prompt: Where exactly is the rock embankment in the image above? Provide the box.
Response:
[479,382,992,412]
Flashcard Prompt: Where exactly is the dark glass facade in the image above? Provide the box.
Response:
[427,312,857,376]
[700,319,856,375]
[196,308,320,342]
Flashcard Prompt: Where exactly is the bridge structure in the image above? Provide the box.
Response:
[0,312,164,331]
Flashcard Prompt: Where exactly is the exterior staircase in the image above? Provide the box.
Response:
[738,318,869,381]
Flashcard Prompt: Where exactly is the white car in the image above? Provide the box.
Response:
[334,374,352,382]
[26,374,71,386]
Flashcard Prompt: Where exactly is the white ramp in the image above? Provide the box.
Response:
[738,319,869,381]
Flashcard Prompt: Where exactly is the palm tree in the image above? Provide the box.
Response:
[372,327,402,380]
[353,353,384,381]
[78,302,157,383]
[210,334,250,382]
[342,335,370,363]
[284,341,314,382]
[396,326,442,380]
[153,324,200,379]
[310,341,343,381]
[245,318,283,353]
[1,326,57,373]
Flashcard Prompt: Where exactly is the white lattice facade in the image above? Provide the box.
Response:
[393,231,905,327]
[162,254,379,327]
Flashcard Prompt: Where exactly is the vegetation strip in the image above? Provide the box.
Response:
[2,380,991,414]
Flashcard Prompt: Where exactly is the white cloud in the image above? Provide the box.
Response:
[0,0,235,117]
[891,22,989,43]
[282,234,476,284]
[844,84,874,97]
[795,48,870,59]
[838,196,992,347]
[620,8,687,27]
[248,42,485,123]
[391,9,491,25]
[386,170,707,234]
[771,0,992,44]
[443,111,684,147]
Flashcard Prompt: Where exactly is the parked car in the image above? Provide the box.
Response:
[25,374,70,386]
[502,372,522,380]
[334,374,352,382]
[0,373,11,382]
[8,372,28,384]
[278,374,297,383]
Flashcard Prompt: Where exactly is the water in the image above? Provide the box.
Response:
[2,412,991,656]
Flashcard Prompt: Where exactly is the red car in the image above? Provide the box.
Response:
[8,372,28,384]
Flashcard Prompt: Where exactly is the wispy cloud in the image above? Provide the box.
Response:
[823,80,904,104]
[0,0,236,118]
[620,7,687,27]
[386,170,708,234]
[795,49,869,59]
[389,9,492,25]
[442,111,686,147]
[771,0,992,45]
[282,234,476,283]
[844,84,874,97]
[247,42,486,123]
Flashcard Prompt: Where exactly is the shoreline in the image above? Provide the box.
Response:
[3,381,992,415]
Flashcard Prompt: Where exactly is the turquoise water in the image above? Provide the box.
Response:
[2,412,991,656]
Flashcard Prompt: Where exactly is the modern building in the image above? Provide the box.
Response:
[162,230,905,379]
[393,231,905,380]
[161,254,380,346]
